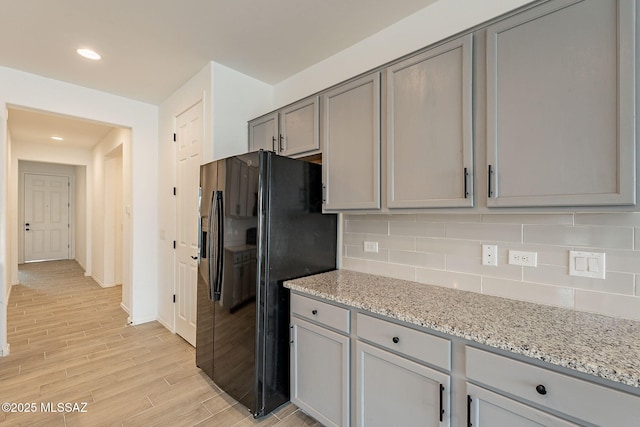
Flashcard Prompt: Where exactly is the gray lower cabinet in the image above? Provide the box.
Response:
[355,342,450,427]
[290,294,350,427]
[486,0,636,207]
[387,34,474,208]
[466,346,640,426]
[355,313,451,427]
[322,73,381,211]
[466,383,579,426]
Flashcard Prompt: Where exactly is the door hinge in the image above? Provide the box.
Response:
[173,187,176,196]
[173,294,176,303]
[173,240,176,249]
[173,133,176,142]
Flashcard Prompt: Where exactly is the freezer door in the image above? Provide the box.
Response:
[212,153,260,414]
[196,160,219,380]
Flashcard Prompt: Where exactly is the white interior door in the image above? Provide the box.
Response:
[175,101,203,346]
[24,173,70,262]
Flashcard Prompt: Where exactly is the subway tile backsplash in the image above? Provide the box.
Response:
[342,213,640,321]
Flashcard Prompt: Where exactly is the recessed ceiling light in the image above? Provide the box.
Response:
[51,136,64,141]
[77,48,101,60]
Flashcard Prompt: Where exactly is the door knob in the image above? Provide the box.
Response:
[191,255,198,260]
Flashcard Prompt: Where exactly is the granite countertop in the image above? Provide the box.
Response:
[284,269,640,390]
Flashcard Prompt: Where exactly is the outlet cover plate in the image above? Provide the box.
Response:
[508,250,538,267]
[364,241,379,253]
[482,244,498,266]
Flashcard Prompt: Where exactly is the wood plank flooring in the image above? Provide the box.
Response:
[0,260,321,426]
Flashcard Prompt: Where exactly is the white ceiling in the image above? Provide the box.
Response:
[0,0,438,105]
[2,0,437,150]
[8,107,116,149]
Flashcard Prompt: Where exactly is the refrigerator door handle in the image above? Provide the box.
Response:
[212,190,224,301]
[207,190,216,301]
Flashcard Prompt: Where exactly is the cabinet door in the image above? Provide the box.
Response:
[387,34,473,208]
[486,0,636,207]
[280,96,320,157]
[291,317,350,427]
[323,73,381,210]
[356,341,450,427]
[249,112,278,152]
[467,383,579,427]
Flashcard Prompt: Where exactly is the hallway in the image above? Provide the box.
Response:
[0,260,318,426]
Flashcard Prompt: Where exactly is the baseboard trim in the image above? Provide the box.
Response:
[0,343,10,357]
[129,315,157,326]
[120,302,130,315]
[156,317,174,333]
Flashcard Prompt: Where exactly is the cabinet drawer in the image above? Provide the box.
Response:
[356,313,450,371]
[291,293,349,334]
[466,346,640,426]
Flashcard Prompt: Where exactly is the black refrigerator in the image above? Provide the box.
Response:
[196,150,337,418]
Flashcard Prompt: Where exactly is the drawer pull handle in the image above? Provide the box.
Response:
[311,309,318,315]
[536,384,547,395]
[392,336,400,344]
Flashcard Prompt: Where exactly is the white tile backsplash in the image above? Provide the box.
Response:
[575,212,640,226]
[389,221,446,238]
[446,222,522,242]
[523,224,634,249]
[389,250,446,269]
[574,290,640,321]
[344,218,388,234]
[342,212,640,321]
[415,268,482,293]
[482,277,575,308]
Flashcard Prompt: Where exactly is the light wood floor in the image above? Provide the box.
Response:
[0,260,321,427]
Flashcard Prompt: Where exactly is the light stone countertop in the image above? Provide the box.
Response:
[284,269,640,390]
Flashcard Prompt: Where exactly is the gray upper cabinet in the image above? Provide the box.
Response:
[279,96,320,157]
[387,34,474,208]
[248,112,278,152]
[323,73,381,211]
[486,0,636,207]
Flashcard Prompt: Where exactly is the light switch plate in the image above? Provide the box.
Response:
[569,251,605,279]
[363,241,379,253]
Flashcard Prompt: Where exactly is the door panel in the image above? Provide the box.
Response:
[24,173,70,262]
[175,101,203,346]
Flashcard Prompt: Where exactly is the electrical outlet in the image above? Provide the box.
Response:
[508,250,538,267]
[482,244,498,266]
[363,241,379,253]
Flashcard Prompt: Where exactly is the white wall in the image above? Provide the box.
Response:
[0,66,158,355]
[156,61,272,330]
[75,165,87,271]
[0,108,8,356]
[92,128,130,313]
[211,62,274,160]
